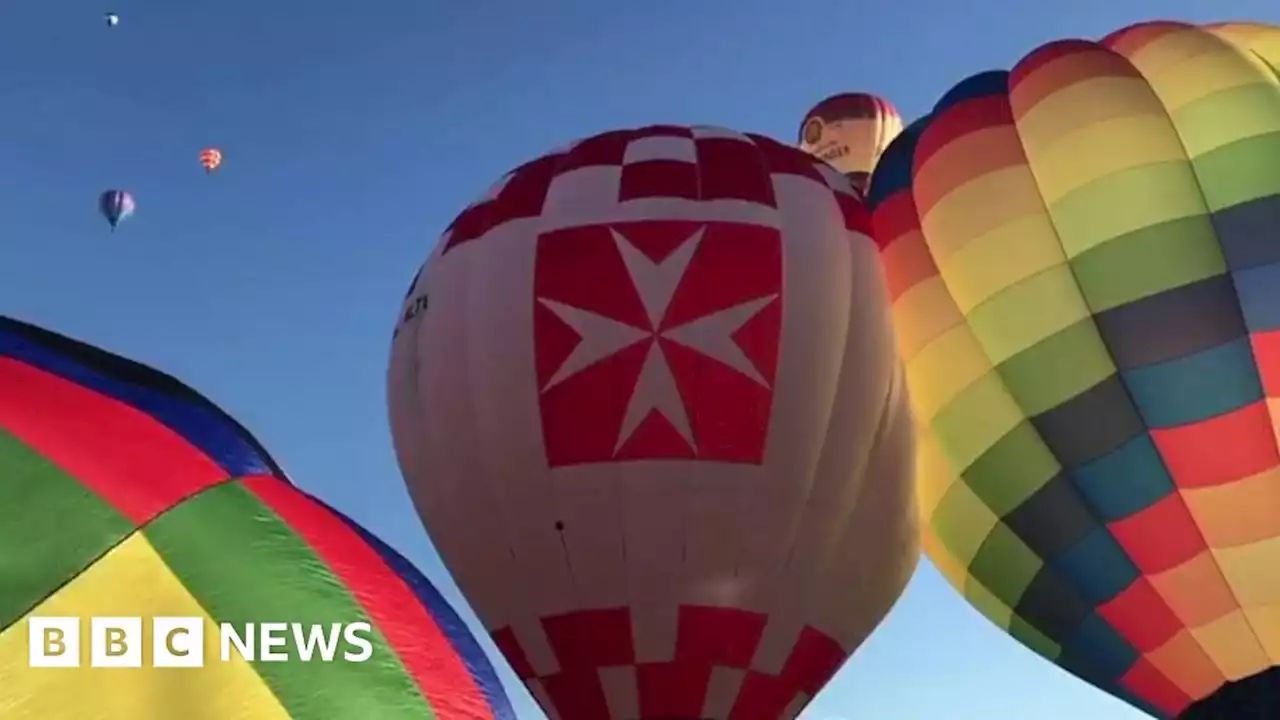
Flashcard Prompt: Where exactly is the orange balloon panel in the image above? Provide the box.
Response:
[387,125,918,720]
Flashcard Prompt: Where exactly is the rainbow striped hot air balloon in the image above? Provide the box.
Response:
[0,316,515,720]
[868,19,1280,720]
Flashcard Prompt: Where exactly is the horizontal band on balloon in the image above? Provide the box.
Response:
[911,41,1280,212]
[440,126,869,253]
[0,316,277,479]
[494,605,847,718]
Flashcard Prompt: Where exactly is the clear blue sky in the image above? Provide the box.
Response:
[1,2,1273,718]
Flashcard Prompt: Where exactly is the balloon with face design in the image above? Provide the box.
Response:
[798,93,903,195]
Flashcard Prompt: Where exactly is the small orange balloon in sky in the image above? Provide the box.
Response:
[199,148,223,173]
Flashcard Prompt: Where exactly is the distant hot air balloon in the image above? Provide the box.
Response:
[867,20,1280,720]
[0,315,517,720]
[98,189,134,231]
[104,12,119,27]
[199,148,222,173]
[388,124,919,719]
[798,93,903,195]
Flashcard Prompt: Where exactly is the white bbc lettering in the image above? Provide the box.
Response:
[218,622,373,662]
[219,623,254,662]
[259,622,289,661]
[28,617,375,666]
[343,622,373,662]
[90,617,142,667]
[292,623,342,661]
[153,617,204,668]
[27,617,80,667]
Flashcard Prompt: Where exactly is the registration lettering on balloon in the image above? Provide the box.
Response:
[818,145,850,162]
[400,295,428,327]
[393,267,427,340]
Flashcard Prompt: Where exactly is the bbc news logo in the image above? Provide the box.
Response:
[28,617,374,668]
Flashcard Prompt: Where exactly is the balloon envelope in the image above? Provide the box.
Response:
[97,189,134,228]
[798,93,902,194]
[0,315,515,720]
[388,124,918,719]
[868,20,1280,720]
[200,148,223,173]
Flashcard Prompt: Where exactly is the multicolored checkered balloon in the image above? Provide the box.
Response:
[0,316,514,720]
[867,20,1280,720]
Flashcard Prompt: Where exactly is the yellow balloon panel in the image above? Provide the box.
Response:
[0,533,287,720]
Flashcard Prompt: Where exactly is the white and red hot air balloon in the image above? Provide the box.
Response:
[387,124,918,719]
[798,93,903,196]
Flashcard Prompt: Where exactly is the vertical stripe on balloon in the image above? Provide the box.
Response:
[0,357,227,525]
[0,317,280,477]
[140,480,437,720]
[242,474,505,720]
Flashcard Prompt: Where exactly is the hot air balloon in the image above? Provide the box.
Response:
[0,315,516,720]
[798,93,903,196]
[867,20,1280,720]
[104,12,119,27]
[199,148,222,173]
[387,124,919,719]
[98,189,134,231]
